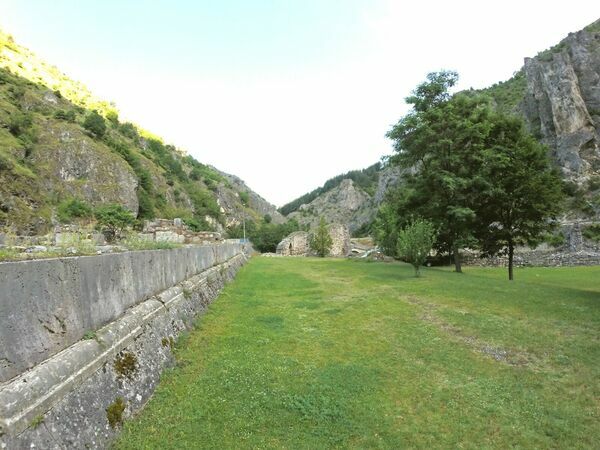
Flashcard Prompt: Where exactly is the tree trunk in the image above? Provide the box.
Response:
[508,241,514,281]
[453,243,462,273]
[414,265,420,277]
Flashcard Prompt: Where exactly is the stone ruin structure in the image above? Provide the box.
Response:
[140,218,221,244]
[276,231,309,256]
[328,223,351,257]
[275,223,351,257]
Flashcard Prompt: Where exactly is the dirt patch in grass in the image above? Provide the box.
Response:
[403,296,543,368]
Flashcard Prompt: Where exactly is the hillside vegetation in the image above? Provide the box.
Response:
[115,258,600,448]
[0,30,274,234]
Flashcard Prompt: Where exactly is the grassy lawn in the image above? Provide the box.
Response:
[114,258,600,449]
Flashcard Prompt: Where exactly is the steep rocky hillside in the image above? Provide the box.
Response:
[287,166,403,234]
[0,30,279,234]
[279,163,381,216]
[482,19,600,190]
[282,19,600,231]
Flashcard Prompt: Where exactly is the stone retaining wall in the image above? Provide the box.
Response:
[0,244,247,449]
[463,249,600,267]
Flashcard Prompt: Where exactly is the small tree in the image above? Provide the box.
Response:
[397,219,437,277]
[310,217,333,257]
[94,204,135,242]
[83,110,106,138]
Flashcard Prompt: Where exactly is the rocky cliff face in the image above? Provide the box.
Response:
[521,20,600,184]
[287,168,404,233]
[288,179,370,232]
[215,170,285,226]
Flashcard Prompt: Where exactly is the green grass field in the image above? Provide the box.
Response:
[114,258,600,449]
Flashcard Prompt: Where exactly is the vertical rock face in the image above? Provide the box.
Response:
[215,170,286,226]
[521,22,600,182]
[288,179,372,232]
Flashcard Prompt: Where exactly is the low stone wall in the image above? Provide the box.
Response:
[463,249,600,267]
[0,244,247,449]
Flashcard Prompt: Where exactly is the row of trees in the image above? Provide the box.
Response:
[375,72,564,280]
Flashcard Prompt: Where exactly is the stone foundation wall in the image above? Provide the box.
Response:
[463,249,600,267]
[0,244,247,449]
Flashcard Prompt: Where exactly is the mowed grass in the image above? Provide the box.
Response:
[114,258,600,449]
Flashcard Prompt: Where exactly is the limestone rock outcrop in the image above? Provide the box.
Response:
[34,122,140,213]
[285,166,407,234]
[288,179,372,233]
[215,170,286,227]
[521,21,600,184]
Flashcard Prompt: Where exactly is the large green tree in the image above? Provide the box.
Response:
[381,71,563,279]
[475,114,564,280]
[386,72,492,272]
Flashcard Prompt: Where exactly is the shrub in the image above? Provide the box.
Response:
[183,217,209,232]
[582,224,600,242]
[54,109,76,122]
[57,198,93,223]
[396,219,437,277]
[8,112,32,136]
[118,122,139,140]
[543,231,566,248]
[588,176,600,192]
[94,204,135,242]
[137,189,155,220]
[106,110,119,126]
[239,191,250,206]
[83,110,106,137]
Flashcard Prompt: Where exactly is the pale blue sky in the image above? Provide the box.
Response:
[1,1,597,205]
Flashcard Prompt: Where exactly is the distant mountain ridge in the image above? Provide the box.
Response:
[0,30,281,234]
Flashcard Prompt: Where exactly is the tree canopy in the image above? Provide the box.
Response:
[377,71,564,279]
[397,219,437,277]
